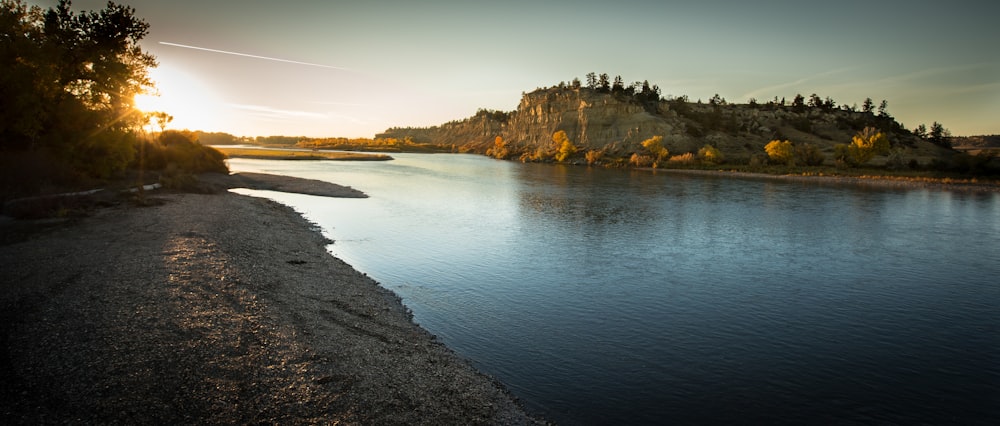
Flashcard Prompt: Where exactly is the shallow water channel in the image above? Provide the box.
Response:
[230,154,1000,424]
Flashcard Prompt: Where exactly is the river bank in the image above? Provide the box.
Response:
[0,177,538,424]
[653,168,1000,192]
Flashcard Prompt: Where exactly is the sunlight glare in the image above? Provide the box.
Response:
[134,66,225,131]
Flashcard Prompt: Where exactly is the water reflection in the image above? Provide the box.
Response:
[229,155,1000,425]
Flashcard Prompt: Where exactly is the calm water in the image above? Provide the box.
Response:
[230,154,1000,424]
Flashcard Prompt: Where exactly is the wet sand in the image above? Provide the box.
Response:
[0,174,539,424]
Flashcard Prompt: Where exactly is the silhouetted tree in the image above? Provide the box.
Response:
[878,99,890,117]
[611,75,625,94]
[823,96,836,110]
[791,94,806,112]
[862,97,875,113]
[808,93,823,108]
[929,121,951,147]
[597,73,610,93]
[1,0,156,177]
[585,72,597,89]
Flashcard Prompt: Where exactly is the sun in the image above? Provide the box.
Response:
[134,65,225,131]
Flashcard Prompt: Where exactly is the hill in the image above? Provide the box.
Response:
[378,83,955,167]
[951,135,1000,150]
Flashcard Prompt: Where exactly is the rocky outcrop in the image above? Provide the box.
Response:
[379,86,930,160]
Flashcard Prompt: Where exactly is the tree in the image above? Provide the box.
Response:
[611,75,625,94]
[486,135,509,159]
[585,149,604,165]
[823,96,836,110]
[929,121,951,147]
[808,93,822,108]
[585,72,597,89]
[913,124,928,139]
[791,94,806,112]
[640,135,668,166]
[878,99,889,117]
[862,97,874,113]
[794,143,825,166]
[149,112,173,132]
[848,127,889,164]
[553,130,577,162]
[1,0,156,178]
[765,140,795,165]
[697,144,723,164]
[597,73,610,93]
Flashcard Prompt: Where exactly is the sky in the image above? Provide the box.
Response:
[32,0,1000,137]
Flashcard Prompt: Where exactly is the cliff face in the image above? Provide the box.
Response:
[379,88,685,155]
[379,87,929,159]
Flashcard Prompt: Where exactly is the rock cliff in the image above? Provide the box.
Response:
[378,86,938,162]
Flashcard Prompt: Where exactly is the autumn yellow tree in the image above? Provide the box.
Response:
[585,149,604,165]
[640,135,669,167]
[487,135,509,159]
[849,127,889,164]
[765,139,795,165]
[553,130,578,162]
[697,144,723,164]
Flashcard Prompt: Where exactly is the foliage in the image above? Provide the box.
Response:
[849,127,889,164]
[765,140,795,165]
[794,143,825,166]
[697,144,723,165]
[667,153,696,165]
[486,135,510,159]
[1,0,156,178]
[640,135,669,165]
[141,131,228,174]
[255,135,302,145]
[553,130,577,162]
[585,149,604,165]
[929,121,951,147]
[475,108,511,122]
[195,131,242,145]
[629,153,654,167]
[833,143,854,167]
[214,147,389,161]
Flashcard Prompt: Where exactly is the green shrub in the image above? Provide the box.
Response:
[144,131,228,174]
[794,143,825,166]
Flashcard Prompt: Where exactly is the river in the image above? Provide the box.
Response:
[229,153,1000,424]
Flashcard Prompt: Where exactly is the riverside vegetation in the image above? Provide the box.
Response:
[375,75,998,182]
[0,0,229,210]
[4,0,997,209]
[236,74,998,183]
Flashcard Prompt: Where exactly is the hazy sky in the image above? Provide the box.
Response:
[34,0,1000,137]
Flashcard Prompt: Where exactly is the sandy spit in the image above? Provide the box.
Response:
[0,190,540,424]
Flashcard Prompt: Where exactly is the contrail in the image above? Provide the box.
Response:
[159,42,348,70]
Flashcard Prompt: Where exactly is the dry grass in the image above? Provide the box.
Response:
[216,147,392,161]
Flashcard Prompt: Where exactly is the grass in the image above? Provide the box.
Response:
[216,147,393,161]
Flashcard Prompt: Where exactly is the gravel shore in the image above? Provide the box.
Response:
[1,182,538,424]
